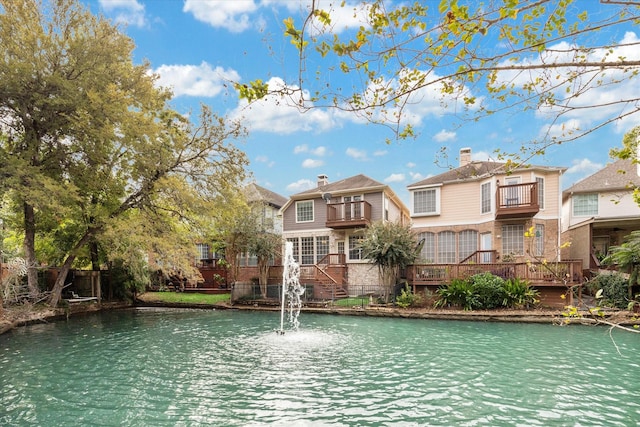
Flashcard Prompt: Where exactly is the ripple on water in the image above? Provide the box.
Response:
[2,310,640,426]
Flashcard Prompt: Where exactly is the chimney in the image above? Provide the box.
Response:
[317,174,329,187]
[460,147,472,167]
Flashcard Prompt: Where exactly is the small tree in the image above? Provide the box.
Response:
[248,232,281,298]
[359,221,419,303]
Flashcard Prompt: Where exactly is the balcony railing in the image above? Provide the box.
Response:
[326,201,372,229]
[495,182,539,219]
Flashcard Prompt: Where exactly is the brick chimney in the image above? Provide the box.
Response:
[460,148,472,167]
[317,174,329,187]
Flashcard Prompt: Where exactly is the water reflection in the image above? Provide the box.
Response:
[1,309,640,426]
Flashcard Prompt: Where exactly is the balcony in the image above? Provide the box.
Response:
[495,182,539,220]
[326,201,372,229]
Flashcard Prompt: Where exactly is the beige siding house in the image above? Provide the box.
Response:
[280,174,410,295]
[408,148,566,264]
[561,158,640,271]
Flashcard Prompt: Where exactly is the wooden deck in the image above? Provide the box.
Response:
[407,260,583,288]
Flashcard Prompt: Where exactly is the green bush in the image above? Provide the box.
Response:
[592,273,630,309]
[502,278,539,308]
[435,278,477,310]
[435,274,539,310]
[395,283,426,308]
[468,273,505,309]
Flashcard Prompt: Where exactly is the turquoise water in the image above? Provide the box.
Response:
[1,308,639,426]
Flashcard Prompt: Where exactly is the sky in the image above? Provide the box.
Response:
[82,0,639,206]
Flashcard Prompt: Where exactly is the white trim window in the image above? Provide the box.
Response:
[573,194,598,216]
[536,177,545,209]
[502,224,524,256]
[481,181,492,214]
[348,235,364,260]
[412,187,440,216]
[534,224,544,257]
[296,200,314,223]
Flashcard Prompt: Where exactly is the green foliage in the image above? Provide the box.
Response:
[359,221,419,303]
[502,278,539,309]
[435,274,538,310]
[109,259,149,301]
[0,0,249,306]
[591,273,630,309]
[435,278,477,310]
[602,230,640,287]
[468,272,506,309]
[142,292,231,305]
[395,283,416,308]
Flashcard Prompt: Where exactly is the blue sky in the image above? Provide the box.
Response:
[83,0,639,206]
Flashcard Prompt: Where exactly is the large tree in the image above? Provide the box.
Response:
[0,0,249,306]
[241,0,640,161]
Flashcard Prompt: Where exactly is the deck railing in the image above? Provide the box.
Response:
[495,182,539,219]
[407,260,583,286]
[326,201,372,228]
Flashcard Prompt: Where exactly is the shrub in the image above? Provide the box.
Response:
[435,278,477,310]
[468,273,506,309]
[592,273,630,309]
[502,278,539,309]
[395,283,415,308]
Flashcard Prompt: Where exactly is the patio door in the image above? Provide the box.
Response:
[343,195,361,219]
[481,233,492,263]
[504,177,521,206]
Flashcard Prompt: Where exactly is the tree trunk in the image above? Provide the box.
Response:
[258,259,269,298]
[48,229,96,307]
[90,239,100,271]
[23,202,40,298]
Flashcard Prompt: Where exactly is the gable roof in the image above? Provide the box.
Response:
[245,183,288,208]
[407,161,566,189]
[280,174,408,215]
[292,174,386,198]
[563,159,640,196]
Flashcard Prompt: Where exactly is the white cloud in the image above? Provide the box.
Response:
[183,0,258,33]
[99,0,146,27]
[302,158,325,168]
[312,146,328,156]
[566,158,603,175]
[286,179,315,193]
[433,129,457,143]
[406,162,416,168]
[230,77,338,134]
[409,172,426,181]
[384,173,405,183]
[305,1,372,36]
[539,119,582,141]
[294,144,308,154]
[373,150,387,157]
[471,151,493,161]
[153,62,240,97]
[498,32,640,136]
[254,155,275,167]
[346,147,369,161]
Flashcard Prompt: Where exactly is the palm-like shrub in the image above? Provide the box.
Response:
[435,278,477,310]
[503,278,539,308]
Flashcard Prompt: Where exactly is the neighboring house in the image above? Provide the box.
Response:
[561,158,640,271]
[279,174,410,296]
[408,148,567,264]
[195,182,288,290]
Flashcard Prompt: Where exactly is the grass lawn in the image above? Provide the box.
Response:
[140,292,231,305]
[333,297,369,307]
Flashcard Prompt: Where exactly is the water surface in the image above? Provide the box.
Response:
[1,308,639,426]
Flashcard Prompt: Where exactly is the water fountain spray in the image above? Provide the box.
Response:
[278,241,305,334]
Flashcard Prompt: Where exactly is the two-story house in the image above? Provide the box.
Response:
[195,182,288,290]
[561,158,640,271]
[280,174,410,296]
[408,148,567,264]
